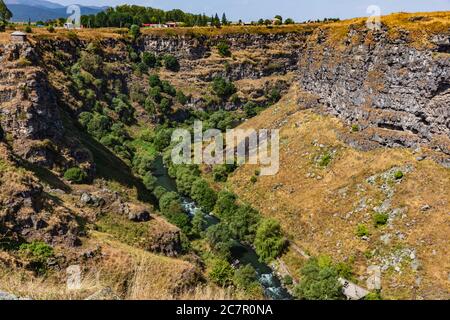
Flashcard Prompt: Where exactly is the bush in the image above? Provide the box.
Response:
[209,259,234,287]
[206,223,234,259]
[213,165,229,182]
[47,25,55,33]
[351,124,359,132]
[159,98,172,114]
[394,170,404,180]
[228,205,260,243]
[254,219,286,263]
[233,264,258,290]
[318,152,332,167]
[148,74,162,88]
[217,41,231,57]
[282,275,293,286]
[161,81,176,96]
[191,211,207,238]
[356,224,370,237]
[163,54,180,72]
[142,52,157,68]
[129,24,140,39]
[212,77,236,100]
[153,186,168,200]
[267,88,281,104]
[64,167,87,184]
[214,191,238,220]
[250,176,257,184]
[373,213,389,227]
[191,179,217,213]
[243,101,259,118]
[176,90,188,105]
[142,173,157,192]
[149,86,162,103]
[25,26,32,33]
[293,258,345,300]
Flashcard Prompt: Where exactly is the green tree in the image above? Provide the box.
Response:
[233,264,259,290]
[129,24,141,40]
[191,210,207,238]
[163,54,180,72]
[229,205,260,243]
[142,52,157,68]
[284,18,295,24]
[293,258,345,300]
[221,13,228,26]
[0,0,12,26]
[206,223,234,259]
[214,190,238,220]
[254,219,286,263]
[212,77,236,100]
[191,179,217,213]
[274,15,283,24]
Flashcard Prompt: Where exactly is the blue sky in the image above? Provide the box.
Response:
[53,0,450,21]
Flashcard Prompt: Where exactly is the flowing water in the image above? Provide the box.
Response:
[153,156,292,300]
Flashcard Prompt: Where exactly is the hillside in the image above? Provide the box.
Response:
[0,11,449,300]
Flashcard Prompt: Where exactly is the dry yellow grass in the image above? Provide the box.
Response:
[227,85,450,299]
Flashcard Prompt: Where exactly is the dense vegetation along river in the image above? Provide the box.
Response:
[152,156,292,300]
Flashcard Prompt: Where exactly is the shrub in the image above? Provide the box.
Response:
[365,292,382,300]
[267,88,281,104]
[351,124,359,132]
[159,98,172,114]
[213,165,229,182]
[282,275,293,286]
[254,219,286,263]
[64,167,87,184]
[212,77,236,100]
[293,258,345,300]
[243,101,259,118]
[209,259,234,287]
[250,176,257,184]
[142,173,157,192]
[153,186,168,200]
[162,54,180,72]
[129,24,140,40]
[19,241,54,275]
[176,90,188,105]
[394,170,404,180]
[318,152,332,167]
[191,211,207,238]
[148,74,162,88]
[228,205,260,243]
[373,213,389,227]
[233,264,258,290]
[214,191,238,220]
[142,52,157,68]
[149,86,162,103]
[206,223,234,259]
[161,81,176,96]
[356,224,370,237]
[191,179,217,213]
[47,25,55,33]
[25,26,32,33]
[217,41,231,57]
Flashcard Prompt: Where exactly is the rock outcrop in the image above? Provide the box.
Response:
[297,25,450,157]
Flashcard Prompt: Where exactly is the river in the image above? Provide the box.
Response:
[152,156,292,300]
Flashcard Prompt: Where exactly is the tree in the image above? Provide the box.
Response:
[293,258,345,300]
[209,259,233,286]
[206,223,234,259]
[64,167,88,184]
[214,191,238,219]
[217,41,231,57]
[233,264,259,290]
[229,205,260,243]
[190,179,217,213]
[162,54,180,72]
[221,13,228,26]
[284,18,295,25]
[274,15,283,24]
[0,0,12,26]
[254,219,286,263]
[142,52,157,68]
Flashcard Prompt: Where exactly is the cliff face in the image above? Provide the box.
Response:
[297,26,450,158]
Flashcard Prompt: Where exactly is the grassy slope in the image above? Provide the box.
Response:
[225,85,450,300]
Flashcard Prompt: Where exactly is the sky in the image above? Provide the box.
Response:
[52,0,450,22]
